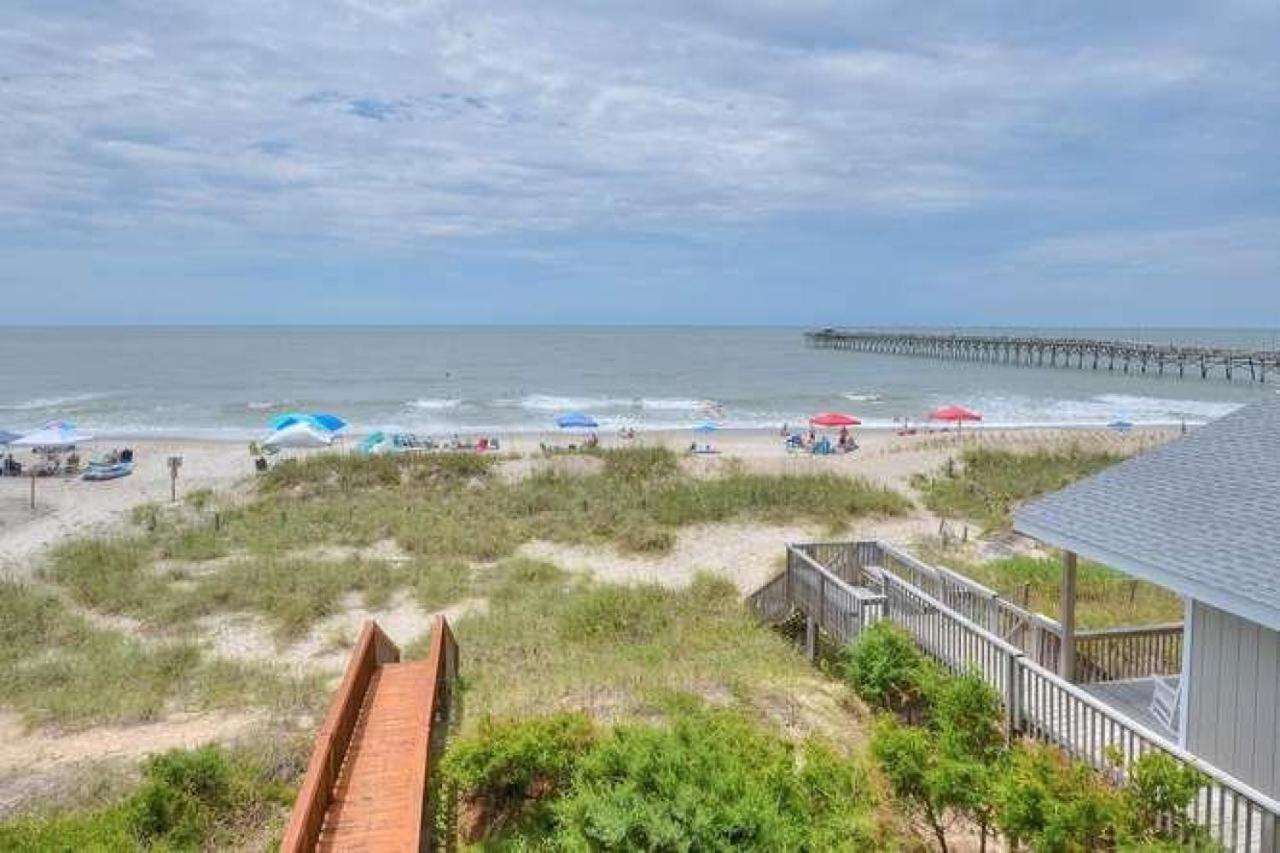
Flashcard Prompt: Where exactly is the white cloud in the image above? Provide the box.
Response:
[0,0,1274,245]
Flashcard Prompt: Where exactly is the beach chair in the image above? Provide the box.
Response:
[1150,676,1181,731]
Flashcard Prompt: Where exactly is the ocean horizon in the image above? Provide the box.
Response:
[3,325,1276,440]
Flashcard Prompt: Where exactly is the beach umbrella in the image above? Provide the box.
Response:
[263,422,334,449]
[929,405,982,437]
[809,412,861,428]
[692,421,721,433]
[270,412,348,433]
[556,412,598,429]
[1108,418,1134,432]
[13,420,94,448]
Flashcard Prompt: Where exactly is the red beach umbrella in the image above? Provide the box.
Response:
[809,412,861,427]
[929,405,982,437]
[929,405,982,423]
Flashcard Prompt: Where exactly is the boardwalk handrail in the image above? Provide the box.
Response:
[281,616,459,853]
[412,615,459,848]
[770,541,1280,850]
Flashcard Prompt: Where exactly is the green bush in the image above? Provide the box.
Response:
[1122,752,1211,846]
[126,746,233,846]
[869,671,1006,852]
[0,742,300,850]
[444,709,879,850]
[439,713,598,840]
[994,742,1124,851]
[838,622,937,718]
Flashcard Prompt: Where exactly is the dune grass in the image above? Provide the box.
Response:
[403,557,849,739]
[40,448,908,643]
[918,548,1182,629]
[0,581,320,728]
[911,445,1124,530]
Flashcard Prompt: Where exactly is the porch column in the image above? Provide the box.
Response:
[1058,550,1077,680]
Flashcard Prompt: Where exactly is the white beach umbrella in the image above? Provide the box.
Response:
[263,422,334,449]
[13,420,93,448]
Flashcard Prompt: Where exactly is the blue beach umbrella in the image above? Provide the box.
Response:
[1108,418,1134,432]
[692,421,720,434]
[270,412,348,433]
[556,412,598,429]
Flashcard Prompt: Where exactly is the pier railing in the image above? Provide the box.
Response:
[806,329,1280,383]
[758,542,1280,850]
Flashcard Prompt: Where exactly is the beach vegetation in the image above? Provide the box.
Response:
[440,707,880,850]
[0,741,304,850]
[840,627,1214,851]
[0,580,318,728]
[919,550,1182,629]
[39,449,908,642]
[912,445,1124,529]
[407,562,826,732]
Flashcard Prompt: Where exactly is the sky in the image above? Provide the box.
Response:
[1,0,1278,326]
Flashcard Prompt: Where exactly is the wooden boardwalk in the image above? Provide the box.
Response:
[283,618,459,853]
[805,329,1280,383]
[318,660,439,851]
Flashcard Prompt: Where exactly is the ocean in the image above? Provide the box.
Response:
[1,327,1276,439]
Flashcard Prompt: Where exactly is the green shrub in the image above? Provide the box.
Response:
[126,746,233,846]
[838,622,937,718]
[440,713,598,840]
[0,742,301,850]
[1122,752,1211,846]
[869,672,1006,853]
[556,711,874,850]
[994,742,1124,851]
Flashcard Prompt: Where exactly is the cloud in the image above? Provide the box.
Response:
[0,0,1273,300]
[1,0,1272,249]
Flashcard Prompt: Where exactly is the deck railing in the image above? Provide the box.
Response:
[806,540,1184,684]
[748,545,885,648]
[771,542,1280,852]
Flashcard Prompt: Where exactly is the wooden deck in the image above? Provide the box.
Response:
[1081,677,1175,739]
[318,660,438,851]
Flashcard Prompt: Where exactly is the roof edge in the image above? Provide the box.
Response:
[1014,515,1280,634]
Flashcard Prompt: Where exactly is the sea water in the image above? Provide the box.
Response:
[1,326,1275,438]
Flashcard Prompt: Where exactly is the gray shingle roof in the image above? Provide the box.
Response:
[1014,398,1280,631]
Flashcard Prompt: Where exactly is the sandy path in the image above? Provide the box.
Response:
[520,514,941,593]
[0,710,266,815]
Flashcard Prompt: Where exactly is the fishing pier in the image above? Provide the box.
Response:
[805,329,1280,383]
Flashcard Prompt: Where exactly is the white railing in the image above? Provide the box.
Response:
[766,542,1280,852]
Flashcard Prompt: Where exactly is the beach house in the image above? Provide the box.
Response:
[1014,396,1280,801]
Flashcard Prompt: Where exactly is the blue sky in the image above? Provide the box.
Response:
[2,0,1278,325]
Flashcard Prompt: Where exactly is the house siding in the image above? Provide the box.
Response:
[1186,600,1280,798]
